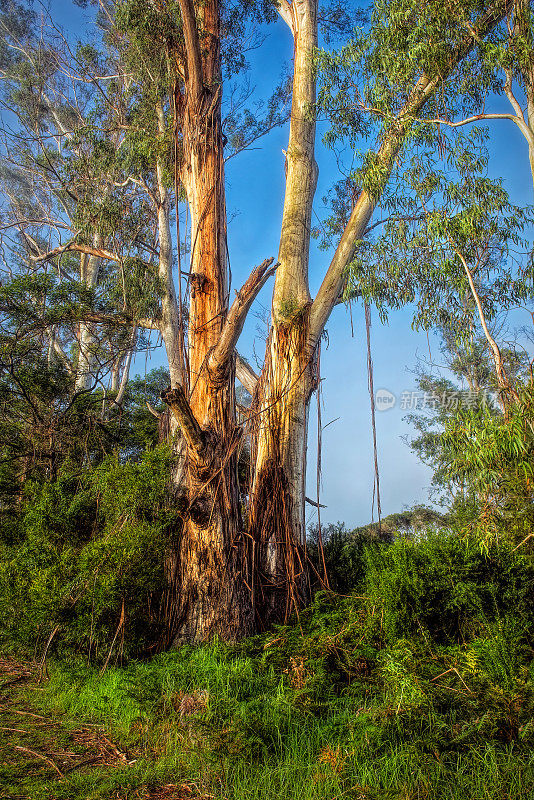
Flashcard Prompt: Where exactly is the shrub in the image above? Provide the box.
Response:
[0,445,177,660]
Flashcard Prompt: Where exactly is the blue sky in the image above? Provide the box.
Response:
[51,0,534,528]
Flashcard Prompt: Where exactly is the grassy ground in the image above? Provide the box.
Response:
[1,535,533,800]
[0,657,200,799]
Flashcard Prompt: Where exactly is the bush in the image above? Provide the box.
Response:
[362,532,534,643]
[0,445,177,660]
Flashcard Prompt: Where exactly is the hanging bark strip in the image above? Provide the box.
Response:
[364,303,382,530]
[315,346,329,589]
[249,309,318,625]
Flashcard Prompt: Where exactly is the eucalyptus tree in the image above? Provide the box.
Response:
[343,130,533,407]
[110,0,511,641]
[0,0,515,643]
[248,0,511,627]
[0,2,160,403]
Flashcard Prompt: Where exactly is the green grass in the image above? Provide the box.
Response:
[2,534,534,799]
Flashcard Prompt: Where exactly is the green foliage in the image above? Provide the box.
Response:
[442,383,534,547]
[118,366,169,454]
[362,533,534,642]
[307,521,383,592]
[0,445,177,660]
[307,510,448,593]
[341,128,533,331]
[316,0,502,150]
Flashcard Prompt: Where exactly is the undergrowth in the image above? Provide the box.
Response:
[0,445,176,660]
[3,533,533,799]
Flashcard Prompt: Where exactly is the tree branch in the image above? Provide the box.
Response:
[146,401,162,419]
[208,258,277,381]
[235,352,259,395]
[307,0,510,353]
[161,385,207,456]
[453,246,519,402]
[46,328,75,377]
[423,111,534,147]
[30,242,122,264]
[305,495,326,508]
[503,68,525,120]
[81,312,160,330]
[113,328,137,408]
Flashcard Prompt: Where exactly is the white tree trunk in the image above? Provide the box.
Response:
[75,238,102,392]
[248,0,318,623]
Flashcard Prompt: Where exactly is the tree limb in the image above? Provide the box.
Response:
[454,247,519,402]
[47,329,75,377]
[305,495,327,508]
[161,385,207,456]
[208,258,277,381]
[235,352,259,395]
[79,312,160,330]
[307,0,510,354]
[146,401,162,419]
[30,242,122,264]
[503,68,526,120]
[112,328,137,408]
[423,111,534,147]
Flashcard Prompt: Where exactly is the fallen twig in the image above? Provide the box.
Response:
[0,726,29,734]
[0,675,27,690]
[14,745,64,778]
[10,709,47,719]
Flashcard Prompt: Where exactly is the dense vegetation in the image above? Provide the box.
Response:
[2,533,533,799]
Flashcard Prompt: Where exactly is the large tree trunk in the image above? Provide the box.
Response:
[162,0,253,644]
[249,314,317,624]
[248,0,318,625]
